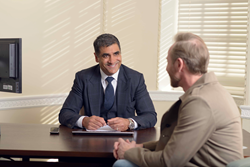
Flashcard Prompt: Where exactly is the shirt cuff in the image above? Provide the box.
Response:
[75,116,86,128]
[130,118,138,129]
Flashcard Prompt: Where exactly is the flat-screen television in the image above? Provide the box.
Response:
[0,38,22,93]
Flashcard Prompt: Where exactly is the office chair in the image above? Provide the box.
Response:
[227,157,250,167]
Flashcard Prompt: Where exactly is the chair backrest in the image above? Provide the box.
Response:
[227,157,250,167]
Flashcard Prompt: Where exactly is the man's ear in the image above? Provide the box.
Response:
[94,53,99,63]
[176,58,184,72]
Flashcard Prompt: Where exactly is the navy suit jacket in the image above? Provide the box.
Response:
[59,64,157,129]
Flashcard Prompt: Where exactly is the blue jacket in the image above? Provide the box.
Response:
[59,64,157,129]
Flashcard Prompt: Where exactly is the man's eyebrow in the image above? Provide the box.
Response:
[101,53,110,56]
[114,51,120,54]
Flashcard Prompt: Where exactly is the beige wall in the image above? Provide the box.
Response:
[243,119,250,132]
[0,0,158,98]
[0,106,61,125]
[0,0,249,132]
[0,0,164,126]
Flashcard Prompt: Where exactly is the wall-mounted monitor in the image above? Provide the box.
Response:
[0,38,22,93]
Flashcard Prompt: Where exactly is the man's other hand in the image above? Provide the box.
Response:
[114,138,136,159]
[113,141,120,159]
[82,116,106,130]
[107,117,130,131]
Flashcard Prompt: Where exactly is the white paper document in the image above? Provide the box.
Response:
[86,125,118,132]
[72,125,134,135]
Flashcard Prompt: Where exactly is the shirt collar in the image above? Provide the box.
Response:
[100,68,120,81]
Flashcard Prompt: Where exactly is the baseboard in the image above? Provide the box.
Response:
[240,105,250,119]
[0,91,246,119]
[0,94,68,110]
[149,90,183,102]
[0,91,181,110]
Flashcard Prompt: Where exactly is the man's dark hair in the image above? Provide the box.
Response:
[93,33,121,56]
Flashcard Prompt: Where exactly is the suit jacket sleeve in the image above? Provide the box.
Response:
[130,73,157,129]
[143,141,158,151]
[124,97,215,167]
[59,72,84,128]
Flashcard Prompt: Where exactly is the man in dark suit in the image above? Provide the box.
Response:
[59,33,157,131]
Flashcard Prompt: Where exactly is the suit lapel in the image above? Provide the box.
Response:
[88,65,102,116]
[116,65,130,116]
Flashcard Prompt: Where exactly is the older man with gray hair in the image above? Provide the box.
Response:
[113,32,243,167]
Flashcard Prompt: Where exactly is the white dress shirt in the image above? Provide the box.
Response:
[75,68,138,129]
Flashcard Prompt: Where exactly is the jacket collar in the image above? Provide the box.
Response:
[88,64,130,116]
[179,72,218,102]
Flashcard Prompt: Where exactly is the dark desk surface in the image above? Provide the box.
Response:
[0,123,159,159]
[0,123,249,160]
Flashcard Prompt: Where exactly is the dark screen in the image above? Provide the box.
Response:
[0,38,22,93]
[0,44,11,78]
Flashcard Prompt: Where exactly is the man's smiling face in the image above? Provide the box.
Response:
[95,43,122,76]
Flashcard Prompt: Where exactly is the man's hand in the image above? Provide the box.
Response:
[82,116,106,130]
[114,138,136,159]
[113,141,120,159]
[107,117,130,131]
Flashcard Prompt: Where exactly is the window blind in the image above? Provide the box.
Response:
[178,0,248,100]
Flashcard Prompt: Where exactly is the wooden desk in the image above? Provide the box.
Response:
[0,123,159,166]
[0,123,249,166]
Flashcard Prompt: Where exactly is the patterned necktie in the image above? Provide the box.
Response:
[104,77,114,111]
